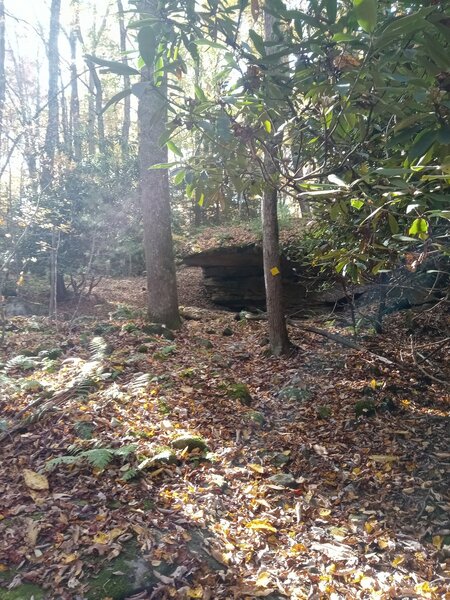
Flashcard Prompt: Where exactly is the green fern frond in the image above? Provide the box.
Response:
[46,444,138,472]
[89,336,111,360]
[121,468,138,481]
[82,448,114,469]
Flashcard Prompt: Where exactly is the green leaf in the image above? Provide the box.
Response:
[388,213,399,234]
[408,218,428,236]
[263,119,272,133]
[198,193,205,207]
[194,84,207,101]
[101,89,132,114]
[423,33,450,69]
[427,210,450,220]
[408,129,437,161]
[249,30,266,56]
[173,170,185,185]
[149,162,178,170]
[138,26,157,67]
[193,39,228,50]
[353,0,378,33]
[167,140,183,157]
[351,198,364,210]
[85,54,140,76]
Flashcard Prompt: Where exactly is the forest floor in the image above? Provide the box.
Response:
[0,272,449,600]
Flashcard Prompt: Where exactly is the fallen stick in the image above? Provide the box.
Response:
[288,319,450,387]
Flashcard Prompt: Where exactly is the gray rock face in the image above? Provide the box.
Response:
[3,298,46,317]
[269,473,298,488]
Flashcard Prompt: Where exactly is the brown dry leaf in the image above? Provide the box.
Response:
[25,519,41,547]
[23,469,49,492]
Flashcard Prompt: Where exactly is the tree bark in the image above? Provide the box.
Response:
[117,0,131,154]
[69,2,81,161]
[261,6,291,356]
[41,0,61,192]
[138,0,180,328]
[0,0,5,146]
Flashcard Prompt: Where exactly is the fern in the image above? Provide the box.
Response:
[89,336,110,360]
[6,355,39,371]
[127,373,151,393]
[46,444,137,472]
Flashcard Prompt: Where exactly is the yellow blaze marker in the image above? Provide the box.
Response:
[270,267,280,276]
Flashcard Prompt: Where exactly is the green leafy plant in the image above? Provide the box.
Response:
[46,444,137,471]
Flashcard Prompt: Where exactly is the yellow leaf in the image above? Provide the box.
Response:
[319,508,331,517]
[246,519,277,533]
[330,526,347,540]
[61,553,78,564]
[370,379,377,390]
[432,535,443,549]
[270,267,280,276]
[364,520,376,534]
[248,463,265,474]
[377,537,389,550]
[392,555,405,567]
[187,586,203,598]
[0,564,9,572]
[368,455,398,463]
[93,532,110,544]
[263,119,272,133]
[255,571,271,587]
[290,543,307,554]
[23,470,49,492]
[415,581,437,594]
[198,193,205,207]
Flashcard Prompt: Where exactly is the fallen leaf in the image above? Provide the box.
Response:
[245,519,277,533]
[368,455,398,463]
[23,469,49,492]
[248,463,265,474]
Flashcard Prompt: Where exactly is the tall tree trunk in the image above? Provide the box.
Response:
[41,0,61,192]
[261,6,291,356]
[0,0,5,147]
[43,0,62,317]
[117,0,131,154]
[87,60,105,151]
[138,0,180,328]
[69,3,81,161]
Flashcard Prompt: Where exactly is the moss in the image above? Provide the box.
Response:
[0,583,45,600]
[85,540,169,600]
[354,399,377,417]
[227,382,252,406]
[170,434,208,452]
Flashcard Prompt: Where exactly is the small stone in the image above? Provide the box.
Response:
[195,337,213,349]
[270,452,291,467]
[268,473,297,488]
[279,386,311,402]
[170,434,208,452]
[138,449,178,470]
[222,327,233,337]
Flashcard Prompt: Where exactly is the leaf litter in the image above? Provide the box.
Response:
[0,290,448,599]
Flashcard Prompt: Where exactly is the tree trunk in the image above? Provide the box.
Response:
[41,0,61,192]
[138,0,180,328]
[117,0,131,154]
[87,60,105,151]
[0,0,5,146]
[261,6,291,356]
[69,3,81,161]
